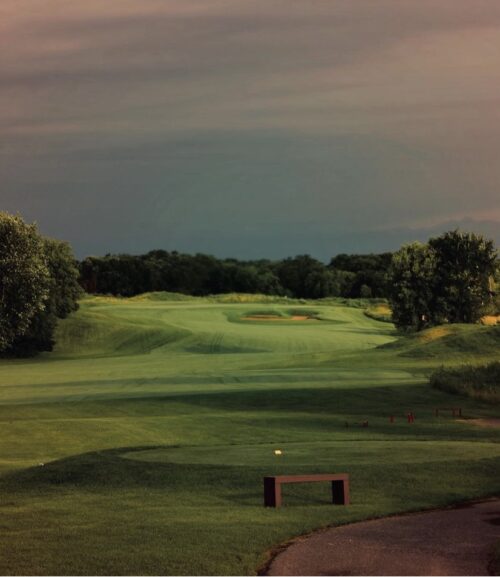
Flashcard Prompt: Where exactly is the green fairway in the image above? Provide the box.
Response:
[0,295,498,575]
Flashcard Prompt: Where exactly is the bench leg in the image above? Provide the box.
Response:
[264,478,282,507]
[332,478,349,505]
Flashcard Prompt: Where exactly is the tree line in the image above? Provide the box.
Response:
[79,251,392,300]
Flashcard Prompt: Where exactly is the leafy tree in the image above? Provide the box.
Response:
[304,269,339,298]
[387,242,436,330]
[7,238,82,355]
[255,270,285,295]
[329,252,392,297]
[276,255,330,298]
[43,238,82,318]
[0,213,50,352]
[388,231,497,330]
[429,230,497,323]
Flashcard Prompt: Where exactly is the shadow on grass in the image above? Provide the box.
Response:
[1,443,499,513]
[0,446,233,490]
[0,445,335,506]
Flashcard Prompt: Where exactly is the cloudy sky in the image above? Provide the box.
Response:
[1,0,499,260]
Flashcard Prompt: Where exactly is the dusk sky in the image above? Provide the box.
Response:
[2,0,499,260]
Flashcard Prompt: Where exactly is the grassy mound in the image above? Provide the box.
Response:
[380,324,500,360]
[430,361,500,404]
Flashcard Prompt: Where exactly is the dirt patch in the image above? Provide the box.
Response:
[265,498,500,576]
[242,315,317,321]
[461,418,500,429]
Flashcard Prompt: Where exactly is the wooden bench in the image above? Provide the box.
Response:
[263,474,349,508]
[435,407,462,418]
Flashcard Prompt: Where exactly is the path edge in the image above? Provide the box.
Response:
[256,495,500,576]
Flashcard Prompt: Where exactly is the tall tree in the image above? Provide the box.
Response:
[7,238,82,355]
[387,242,436,330]
[388,231,498,330]
[0,213,50,351]
[429,230,497,324]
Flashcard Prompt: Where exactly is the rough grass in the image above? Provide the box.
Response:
[380,324,500,361]
[364,302,392,322]
[0,295,498,574]
[430,361,500,404]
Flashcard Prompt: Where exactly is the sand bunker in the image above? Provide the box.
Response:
[481,315,499,326]
[243,315,317,321]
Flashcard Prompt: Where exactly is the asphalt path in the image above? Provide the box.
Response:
[266,499,500,576]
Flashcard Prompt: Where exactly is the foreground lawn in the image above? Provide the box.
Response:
[0,295,498,574]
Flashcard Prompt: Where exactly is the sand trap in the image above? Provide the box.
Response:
[481,315,499,326]
[242,315,317,321]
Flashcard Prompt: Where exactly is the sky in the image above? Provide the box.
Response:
[1,0,499,261]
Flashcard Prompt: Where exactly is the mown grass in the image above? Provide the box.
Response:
[430,361,500,404]
[0,294,498,575]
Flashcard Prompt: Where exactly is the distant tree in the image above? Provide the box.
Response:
[359,284,372,299]
[304,269,339,298]
[276,255,330,298]
[79,256,98,293]
[429,230,497,324]
[255,270,285,295]
[0,212,50,352]
[387,242,436,330]
[330,269,356,298]
[329,252,392,298]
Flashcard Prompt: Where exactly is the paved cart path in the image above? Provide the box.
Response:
[266,499,500,576]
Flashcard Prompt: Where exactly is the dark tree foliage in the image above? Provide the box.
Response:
[7,238,83,356]
[0,213,50,351]
[78,250,396,300]
[387,242,436,331]
[79,251,287,297]
[429,230,497,324]
[388,230,497,331]
[329,252,392,298]
[0,213,81,357]
[275,255,327,298]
